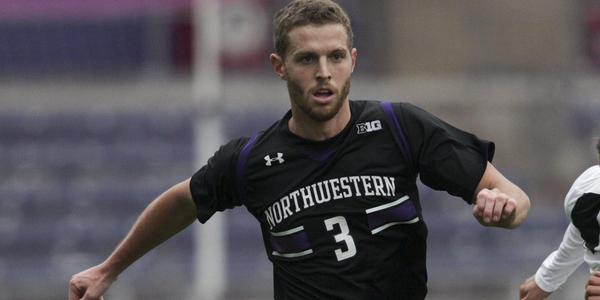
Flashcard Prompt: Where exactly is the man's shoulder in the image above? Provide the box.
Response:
[351,99,428,116]
[349,99,414,117]
[572,166,600,193]
[565,165,600,215]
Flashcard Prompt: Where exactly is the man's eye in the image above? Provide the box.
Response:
[300,56,313,64]
[331,53,345,61]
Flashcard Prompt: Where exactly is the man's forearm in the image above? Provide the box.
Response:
[99,179,197,278]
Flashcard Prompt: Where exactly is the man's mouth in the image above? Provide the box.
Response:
[312,88,335,102]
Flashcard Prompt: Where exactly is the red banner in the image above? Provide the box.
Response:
[587,5,600,67]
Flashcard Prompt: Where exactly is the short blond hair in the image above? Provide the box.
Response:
[273,0,353,58]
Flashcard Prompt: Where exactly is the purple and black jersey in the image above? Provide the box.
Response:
[190,100,494,300]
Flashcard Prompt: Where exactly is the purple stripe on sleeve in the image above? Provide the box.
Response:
[381,102,413,163]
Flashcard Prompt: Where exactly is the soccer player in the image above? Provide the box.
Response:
[519,138,600,300]
[69,1,531,299]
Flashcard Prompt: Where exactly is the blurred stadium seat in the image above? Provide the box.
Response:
[0,108,195,300]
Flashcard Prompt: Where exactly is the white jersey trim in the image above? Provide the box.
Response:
[272,249,314,258]
[365,195,409,214]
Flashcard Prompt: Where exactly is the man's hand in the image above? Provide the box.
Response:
[586,272,600,300]
[519,276,551,300]
[69,264,114,300]
[472,188,517,228]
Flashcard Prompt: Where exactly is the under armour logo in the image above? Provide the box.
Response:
[264,153,285,166]
[356,120,382,134]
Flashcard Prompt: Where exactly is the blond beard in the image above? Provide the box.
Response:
[286,76,351,122]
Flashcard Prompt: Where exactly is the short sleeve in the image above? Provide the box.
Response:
[393,102,494,203]
[189,137,250,223]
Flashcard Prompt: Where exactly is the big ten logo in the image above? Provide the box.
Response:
[356,120,382,134]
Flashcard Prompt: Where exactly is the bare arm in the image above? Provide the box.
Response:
[69,178,197,300]
[472,162,530,229]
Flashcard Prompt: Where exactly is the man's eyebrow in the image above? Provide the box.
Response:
[293,48,347,57]
[292,50,317,57]
[330,48,347,53]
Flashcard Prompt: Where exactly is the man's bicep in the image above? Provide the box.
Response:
[160,178,197,221]
[172,178,193,199]
[474,162,524,195]
[174,178,195,209]
[475,162,502,194]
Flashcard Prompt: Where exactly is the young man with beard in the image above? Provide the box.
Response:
[519,138,600,300]
[69,0,530,299]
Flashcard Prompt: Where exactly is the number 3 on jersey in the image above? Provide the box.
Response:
[324,216,357,261]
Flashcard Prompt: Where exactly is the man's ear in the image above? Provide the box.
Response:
[270,53,286,80]
[350,48,357,73]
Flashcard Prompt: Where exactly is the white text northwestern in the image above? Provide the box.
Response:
[264,175,396,229]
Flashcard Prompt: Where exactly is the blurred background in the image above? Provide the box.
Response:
[1,0,599,299]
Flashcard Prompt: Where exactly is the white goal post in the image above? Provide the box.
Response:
[190,0,225,299]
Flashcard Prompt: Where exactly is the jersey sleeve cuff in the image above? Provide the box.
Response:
[534,268,559,293]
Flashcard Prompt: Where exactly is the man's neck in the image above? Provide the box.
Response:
[288,103,351,141]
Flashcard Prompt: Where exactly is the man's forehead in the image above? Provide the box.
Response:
[287,23,349,54]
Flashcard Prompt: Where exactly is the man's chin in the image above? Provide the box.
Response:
[305,106,339,122]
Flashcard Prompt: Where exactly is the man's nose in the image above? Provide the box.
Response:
[316,57,332,81]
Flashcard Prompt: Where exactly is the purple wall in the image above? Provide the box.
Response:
[0,0,191,19]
